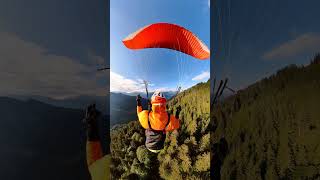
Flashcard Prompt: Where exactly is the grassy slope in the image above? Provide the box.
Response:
[212,63,320,179]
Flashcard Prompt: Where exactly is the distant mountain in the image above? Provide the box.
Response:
[0,97,109,180]
[16,91,182,128]
[110,93,137,126]
[12,95,108,114]
[119,91,178,100]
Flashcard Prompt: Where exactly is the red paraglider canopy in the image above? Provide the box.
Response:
[122,23,210,60]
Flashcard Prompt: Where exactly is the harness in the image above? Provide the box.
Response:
[145,107,170,152]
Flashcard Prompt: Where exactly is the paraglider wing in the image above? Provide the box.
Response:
[122,23,210,60]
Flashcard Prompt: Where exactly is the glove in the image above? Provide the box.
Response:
[175,105,182,119]
[83,104,101,141]
[136,94,142,106]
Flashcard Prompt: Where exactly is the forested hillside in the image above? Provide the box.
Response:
[110,81,210,179]
[212,55,320,179]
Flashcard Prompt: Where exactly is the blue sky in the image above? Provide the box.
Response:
[110,0,210,93]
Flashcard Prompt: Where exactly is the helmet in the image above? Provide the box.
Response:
[151,90,166,104]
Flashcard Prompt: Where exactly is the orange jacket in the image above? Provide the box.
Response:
[137,104,180,131]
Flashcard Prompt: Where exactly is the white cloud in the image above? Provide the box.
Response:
[150,87,178,92]
[262,32,320,60]
[110,71,145,93]
[0,32,106,99]
[192,71,210,81]
[110,71,181,93]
